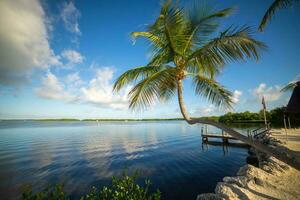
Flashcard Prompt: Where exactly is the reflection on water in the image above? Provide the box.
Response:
[0,121,254,200]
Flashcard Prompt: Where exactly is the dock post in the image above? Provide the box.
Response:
[202,135,208,142]
[204,136,208,142]
[288,117,291,129]
[223,138,229,144]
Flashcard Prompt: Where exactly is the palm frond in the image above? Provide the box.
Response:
[113,66,162,92]
[281,75,300,92]
[135,1,187,63]
[158,69,178,101]
[151,0,189,56]
[131,31,165,48]
[148,0,173,32]
[193,75,233,109]
[259,0,297,31]
[183,6,234,53]
[163,3,187,55]
[128,68,177,110]
[148,45,174,66]
[185,56,222,79]
[190,26,267,66]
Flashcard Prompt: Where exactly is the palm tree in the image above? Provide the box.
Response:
[259,0,300,31]
[113,1,300,170]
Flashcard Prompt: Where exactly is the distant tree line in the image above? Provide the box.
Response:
[217,107,300,126]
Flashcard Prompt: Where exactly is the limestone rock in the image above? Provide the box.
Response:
[196,193,224,200]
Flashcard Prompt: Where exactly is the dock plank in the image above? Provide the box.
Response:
[201,133,237,140]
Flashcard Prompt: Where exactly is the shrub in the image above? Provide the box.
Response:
[22,184,68,200]
[22,173,161,200]
[81,173,160,200]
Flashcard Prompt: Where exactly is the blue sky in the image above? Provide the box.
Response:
[0,0,299,119]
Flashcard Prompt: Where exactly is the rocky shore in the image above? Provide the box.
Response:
[197,129,300,200]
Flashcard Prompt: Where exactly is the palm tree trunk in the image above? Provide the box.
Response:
[177,79,192,121]
[177,80,300,170]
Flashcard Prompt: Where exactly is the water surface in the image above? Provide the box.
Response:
[0,121,253,200]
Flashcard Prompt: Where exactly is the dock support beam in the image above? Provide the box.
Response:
[222,138,229,144]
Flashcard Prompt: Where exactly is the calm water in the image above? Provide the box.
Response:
[0,121,254,200]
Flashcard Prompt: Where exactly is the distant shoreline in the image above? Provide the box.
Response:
[1,107,296,125]
[0,118,266,123]
[0,118,184,122]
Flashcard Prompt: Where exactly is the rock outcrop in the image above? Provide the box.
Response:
[196,131,300,200]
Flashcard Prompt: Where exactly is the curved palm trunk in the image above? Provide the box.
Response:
[177,80,300,170]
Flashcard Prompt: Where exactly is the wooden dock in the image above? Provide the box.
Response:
[201,133,238,144]
[200,125,268,146]
[200,126,241,144]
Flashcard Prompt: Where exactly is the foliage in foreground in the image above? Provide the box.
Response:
[22,184,68,200]
[22,174,161,200]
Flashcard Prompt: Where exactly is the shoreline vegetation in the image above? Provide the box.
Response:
[2,107,299,126]
[22,172,161,200]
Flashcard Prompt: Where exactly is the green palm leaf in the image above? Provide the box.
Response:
[190,26,266,66]
[259,0,298,31]
[193,75,233,109]
[113,66,162,92]
[184,6,234,53]
[185,56,221,79]
[128,68,177,110]
[132,31,165,48]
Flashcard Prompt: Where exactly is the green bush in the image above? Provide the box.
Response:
[22,184,68,200]
[22,173,161,200]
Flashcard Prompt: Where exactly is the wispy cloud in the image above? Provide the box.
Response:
[252,83,282,101]
[235,83,288,112]
[61,49,84,67]
[232,90,242,103]
[35,71,77,102]
[36,67,131,110]
[81,67,132,109]
[190,104,221,117]
[64,72,84,87]
[0,0,61,86]
[61,1,81,42]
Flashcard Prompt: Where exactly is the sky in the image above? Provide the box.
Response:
[0,0,299,119]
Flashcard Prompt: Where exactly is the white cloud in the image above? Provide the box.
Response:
[232,90,242,103]
[202,105,215,115]
[61,2,81,35]
[61,49,84,65]
[65,72,84,87]
[81,67,132,110]
[36,67,131,110]
[253,83,282,101]
[36,72,76,102]
[0,0,61,86]
[190,104,220,116]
